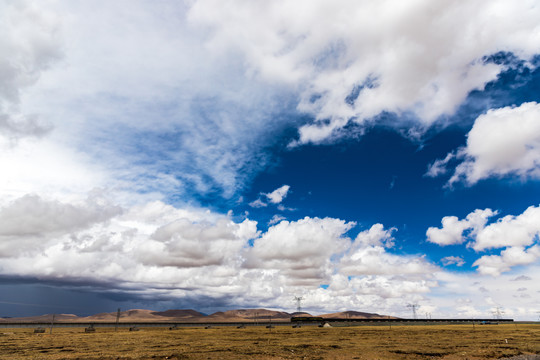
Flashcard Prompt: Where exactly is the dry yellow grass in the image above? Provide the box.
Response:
[0,324,539,359]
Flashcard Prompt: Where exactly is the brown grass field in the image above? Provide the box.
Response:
[0,324,539,359]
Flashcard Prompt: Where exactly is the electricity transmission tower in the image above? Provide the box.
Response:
[294,296,304,313]
[407,303,419,319]
[492,306,504,320]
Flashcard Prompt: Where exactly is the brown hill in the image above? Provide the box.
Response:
[0,308,396,323]
[80,309,206,322]
[151,309,205,319]
[290,312,313,317]
[88,309,161,322]
[321,310,398,319]
[205,309,293,322]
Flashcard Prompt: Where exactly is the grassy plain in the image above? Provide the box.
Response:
[0,323,539,359]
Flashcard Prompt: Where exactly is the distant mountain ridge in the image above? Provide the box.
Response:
[321,310,394,319]
[0,308,397,323]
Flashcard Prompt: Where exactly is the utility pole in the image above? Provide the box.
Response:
[115,308,121,331]
[49,314,55,335]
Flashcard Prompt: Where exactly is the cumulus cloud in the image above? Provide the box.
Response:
[340,224,435,275]
[0,192,121,237]
[430,206,540,276]
[0,196,441,312]
[429,102,540,186]
[426,209,497,246]
[0,198,258,291]
[471,205,540,251]
[244,217,355,286]
[138,218,258,268]
[3,194,537,317]
[470,205,540,276]
[473,246,540,276]
[189,0,540,144]
[0,192,122,258]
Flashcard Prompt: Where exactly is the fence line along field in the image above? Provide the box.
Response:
[0,324,539,359]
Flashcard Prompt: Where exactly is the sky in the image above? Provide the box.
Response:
[0,0,540,320]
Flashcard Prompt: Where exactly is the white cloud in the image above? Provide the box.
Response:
[244,217,355,286]
[10,1,540,203]
[0,201,437,313]
[511,275,531,281]
[248,198,267,208]
[354,223,395,248]
[0,137,111,204]
[472,205,540,251]
[268,214,286,226]
[340,224,435,276]
[0,197,260,290]
[249,185,292,208]
[277,204,295,212]
[14,1,299,200]
[0,192,121,237]
[426,209,497,246]
[0,0,61,142]
[473,246,540,276]
[430,206,540,276]
[430,102,540,186]
[425,152,455,178]
[469,205,540,276]
[2,1,540,319]
[137,218,258,268]
[430,268,540,320]
[0,195,538,318]
[265,185,290,204]
[441,256,465,267]
[189,0,540,144]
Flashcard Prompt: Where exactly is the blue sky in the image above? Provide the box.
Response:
[1,0,540,320]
